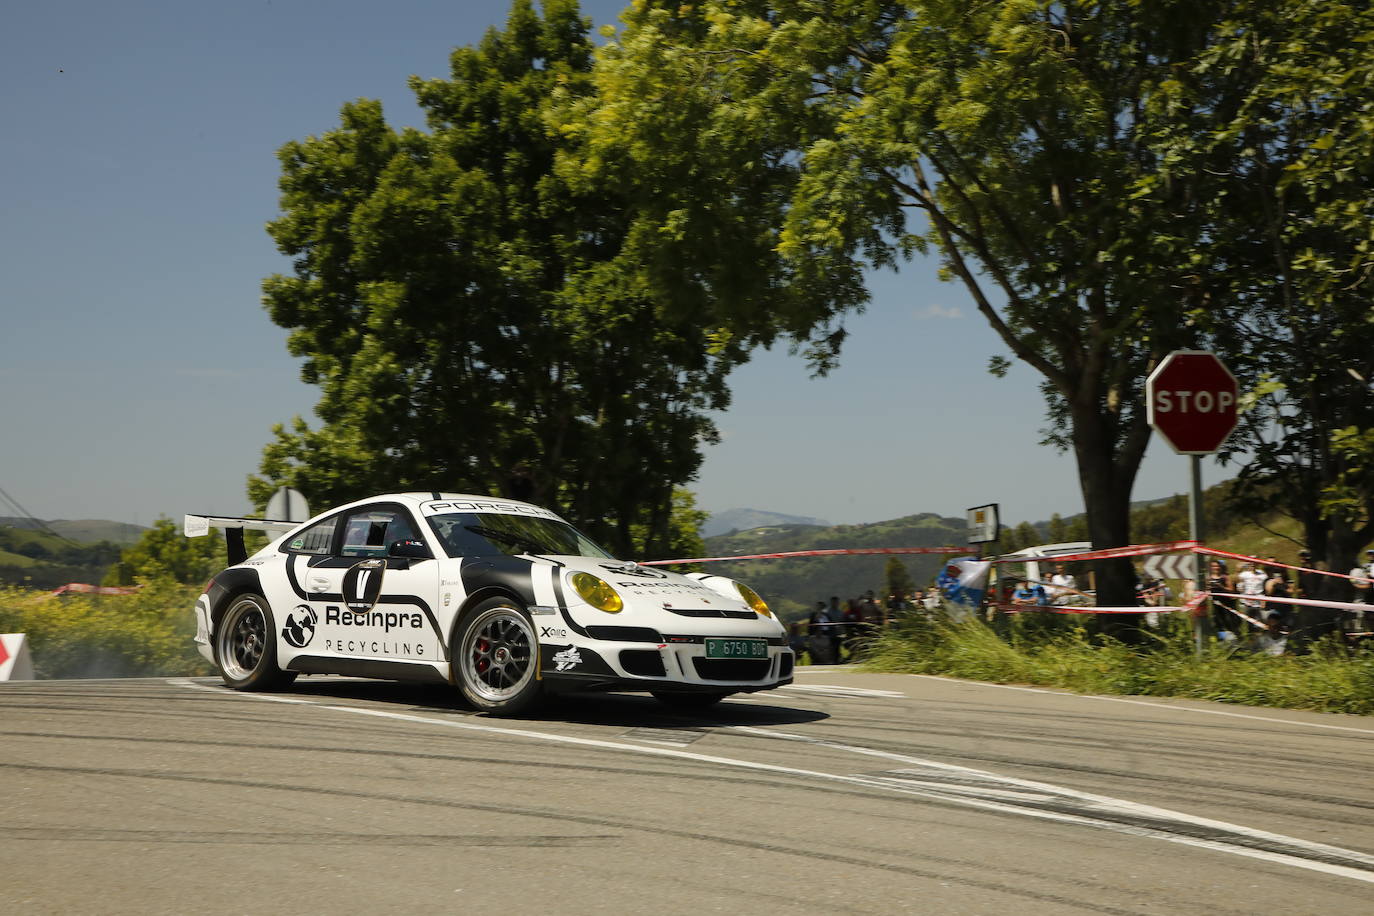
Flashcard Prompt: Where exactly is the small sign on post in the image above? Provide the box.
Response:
[967,504,999,545]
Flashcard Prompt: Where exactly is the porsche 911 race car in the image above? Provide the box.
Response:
[186,493,792,714]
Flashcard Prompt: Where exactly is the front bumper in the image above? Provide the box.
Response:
[539,638,794,693]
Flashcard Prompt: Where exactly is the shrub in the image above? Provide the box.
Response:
[0,581,213,679]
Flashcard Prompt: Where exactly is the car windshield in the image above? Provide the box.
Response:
[428,512,613,559]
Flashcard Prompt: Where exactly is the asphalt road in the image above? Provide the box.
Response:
[3,668,1372,914]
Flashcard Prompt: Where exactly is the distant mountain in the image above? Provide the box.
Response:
[0,522,134,589]
[0,517,146,545]
[702,508,830,538]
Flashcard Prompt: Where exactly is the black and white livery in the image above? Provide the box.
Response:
[187,493,792,714]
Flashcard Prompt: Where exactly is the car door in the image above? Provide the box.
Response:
[275,502,443,671]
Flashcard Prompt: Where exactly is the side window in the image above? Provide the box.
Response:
[340,506,418,558]
[283,516,338,555]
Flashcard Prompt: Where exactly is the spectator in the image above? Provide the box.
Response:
[808,600,837,665]
[886,591,910,621]
[1351,561,1372,606]
[1265,566,1293,627]
[1295,550,1320,599]
[787,620,808,661]
[1048,563,1077,604]
[1235,561,1268,624]
[842,598,867,658]
[1011,577,1048,606]
[1250,612,1288,656]
[1206,560,1236,640]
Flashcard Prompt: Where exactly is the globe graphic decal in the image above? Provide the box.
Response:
[281,605,317,648]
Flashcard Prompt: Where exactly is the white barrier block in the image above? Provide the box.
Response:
[0,633,36,681]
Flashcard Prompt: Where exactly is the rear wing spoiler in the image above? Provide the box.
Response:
[184,514,300,566]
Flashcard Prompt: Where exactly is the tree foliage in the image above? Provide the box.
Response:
[252,0,740,559]
[566,0,1247,605]
[1180,0,1374,569]
[104,518,225,586]
[884,556,916,597]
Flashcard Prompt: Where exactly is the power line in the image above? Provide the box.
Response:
[0,482,83,548]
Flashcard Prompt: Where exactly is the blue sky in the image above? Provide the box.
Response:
[1,0,1212,532]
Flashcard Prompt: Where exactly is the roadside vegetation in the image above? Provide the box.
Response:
[0,582,212,679]
[861,612,1374,716]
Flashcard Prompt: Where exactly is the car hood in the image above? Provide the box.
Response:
[544,555,782,633]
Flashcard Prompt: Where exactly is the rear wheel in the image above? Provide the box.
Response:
[454,598,542,716]
[651,691,732,711]
[214,593,297,691]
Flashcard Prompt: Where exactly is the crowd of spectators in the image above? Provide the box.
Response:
[783,549,1374,664]
[1204,550,1374,653]
[789,586,944,664]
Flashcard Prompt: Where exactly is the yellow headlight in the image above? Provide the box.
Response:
[736,582,771,617]
[570,572,623,613]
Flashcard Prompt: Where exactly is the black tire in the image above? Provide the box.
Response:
[214,593,297,691]
[454,597,543,716]
[651,691,733,711]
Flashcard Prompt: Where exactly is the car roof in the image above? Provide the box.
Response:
[331,492,552,515]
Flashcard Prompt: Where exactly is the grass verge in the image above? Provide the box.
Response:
[860,611,1374,716]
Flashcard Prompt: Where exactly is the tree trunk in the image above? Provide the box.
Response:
[1071,401,1146,637]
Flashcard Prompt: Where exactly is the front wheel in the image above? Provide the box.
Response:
[651,691,733,711]
[454,598,542,716]
[214,593,297,691]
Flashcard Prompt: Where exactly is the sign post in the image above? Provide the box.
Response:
[1146,351,1240,655]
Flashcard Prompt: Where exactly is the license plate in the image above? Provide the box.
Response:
[704,638,767,659]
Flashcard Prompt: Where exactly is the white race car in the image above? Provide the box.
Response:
[186,493,792,714]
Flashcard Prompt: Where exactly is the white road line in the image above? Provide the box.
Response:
[902,674,1374,736]
[780,684,906,699]
[171,678,1374,884]
[727,725,1374,870]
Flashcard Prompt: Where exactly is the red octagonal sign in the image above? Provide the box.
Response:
[1146,350,1239,455]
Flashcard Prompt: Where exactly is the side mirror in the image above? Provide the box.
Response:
[388,539,432,560]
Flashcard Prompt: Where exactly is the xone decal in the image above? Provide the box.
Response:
[553,647,582,672]
[540,626,567,640]
[281,604,318,648]
[342,558,386,611]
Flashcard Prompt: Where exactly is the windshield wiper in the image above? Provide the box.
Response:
[465,525,557,555]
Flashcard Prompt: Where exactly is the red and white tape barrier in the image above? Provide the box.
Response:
[990,540,1200,564]
[639,546,971,566]
[1210,592,1373,615]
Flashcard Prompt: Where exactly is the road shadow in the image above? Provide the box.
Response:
[278,676,827,728]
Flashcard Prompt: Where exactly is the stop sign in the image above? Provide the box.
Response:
[1146,351,1239,454]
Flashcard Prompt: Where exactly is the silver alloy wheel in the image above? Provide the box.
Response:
[459,605,536,704]
[218,595,269,682]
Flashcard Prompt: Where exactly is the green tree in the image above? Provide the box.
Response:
[565,1,1249,606]
[1177,0,1374,571]
[105,518,224,586]
[884,556,916,598]
[253,0,744,559]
